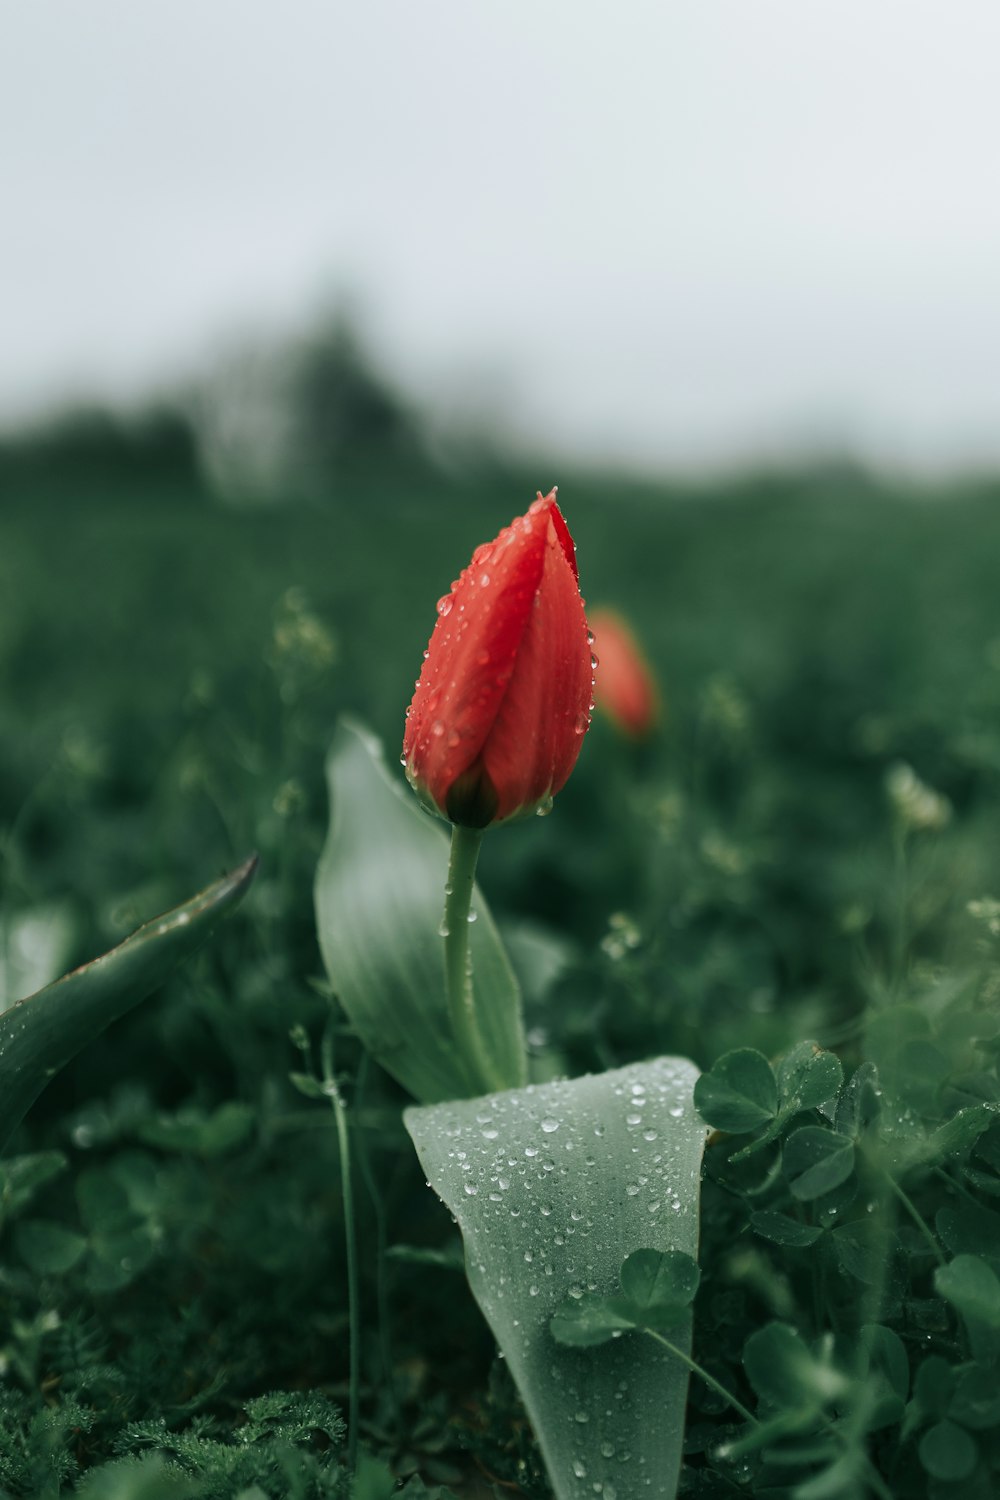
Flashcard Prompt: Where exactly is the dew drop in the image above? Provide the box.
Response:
[436,595,453,616]
[541,1117,560,1134]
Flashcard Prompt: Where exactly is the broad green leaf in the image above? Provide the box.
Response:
[918,1419,978,1482]
[0,857,257,1155]
[934,1253,1000,1330]
[314,720,525,1102]
[15,1218,88,1274]
[743,1323,847,1412]
[858,1323,909,1402]
[550,1294,637,1348]
[619,1247,700,1317]
[693,1049,777,1132]
[750,1210,824,1248]
[924,1105,997,1166]
[406,1056,705,1500]
[75,1453,201,1500]
[783,1127,855,1201]
[776,1042,843,1115]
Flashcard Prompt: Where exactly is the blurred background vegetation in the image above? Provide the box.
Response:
[3,305,1000,1493]
[4,1,1000,1487]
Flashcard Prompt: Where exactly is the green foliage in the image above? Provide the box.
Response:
[5,475,1000,1495]
[551,1247,701,1348]
[314,720,525,1101]
[0,859,257,1152]
[406,1058,705,1500]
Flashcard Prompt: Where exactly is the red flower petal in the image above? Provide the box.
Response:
[403,491,593,826]
[590,608,659,739]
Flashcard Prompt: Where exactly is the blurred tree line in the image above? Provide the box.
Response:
[0,311,486,506]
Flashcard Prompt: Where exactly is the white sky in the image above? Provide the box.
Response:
[3,1,1000,470]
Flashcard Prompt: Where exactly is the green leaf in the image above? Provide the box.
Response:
[15,1218,88,1273]
[925,1105,998,1166]
[693,1049,777,1132]
[0,856,257,1155]
[619,1247,700,1321]
[783,1127,855,1201]
[834,1062,881,1138]
[934,1253,1000,1330]
[858,1323,909,1401]
[0,1150,67,1225]
[950,1363,1000,1430]
[918,1419,978,1482]
[314,720,525,1103]
[776,1042,843,1115]
[406,1055,704,1500]
[743,1323,847,1412]
[749,1210,824,1247]
[288,1072,327,1100]
[137,1101,255,1157]
[550,1294,638,1347]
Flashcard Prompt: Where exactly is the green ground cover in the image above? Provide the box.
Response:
[2,470,1000,1497]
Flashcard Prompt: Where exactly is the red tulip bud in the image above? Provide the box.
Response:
[589,608,659,740]
[403,490,594,828]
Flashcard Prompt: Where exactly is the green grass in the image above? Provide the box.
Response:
[3,467,1000,1497]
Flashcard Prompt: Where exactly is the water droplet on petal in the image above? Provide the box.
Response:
[436,595,453,616]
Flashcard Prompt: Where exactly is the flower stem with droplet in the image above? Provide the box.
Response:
[443,824,499,1092]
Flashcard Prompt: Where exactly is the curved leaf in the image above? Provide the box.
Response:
[405,1055,705,1500]
[314,719,525,1102]
[0,856,257,1154]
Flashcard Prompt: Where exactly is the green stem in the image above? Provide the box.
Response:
[643,1328,758,1427]
[880,1168,945,1266]
[322,1025,360,1475]
[442,824,498,1092]
[354,1052,398,1427]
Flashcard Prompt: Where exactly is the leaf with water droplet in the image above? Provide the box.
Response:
[0,856,257,1155]
[693,1048,777,1133]
[405,1055,704,1500]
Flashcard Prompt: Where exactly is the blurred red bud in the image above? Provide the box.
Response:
[403,490,593,827]
[589,608,659,740]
